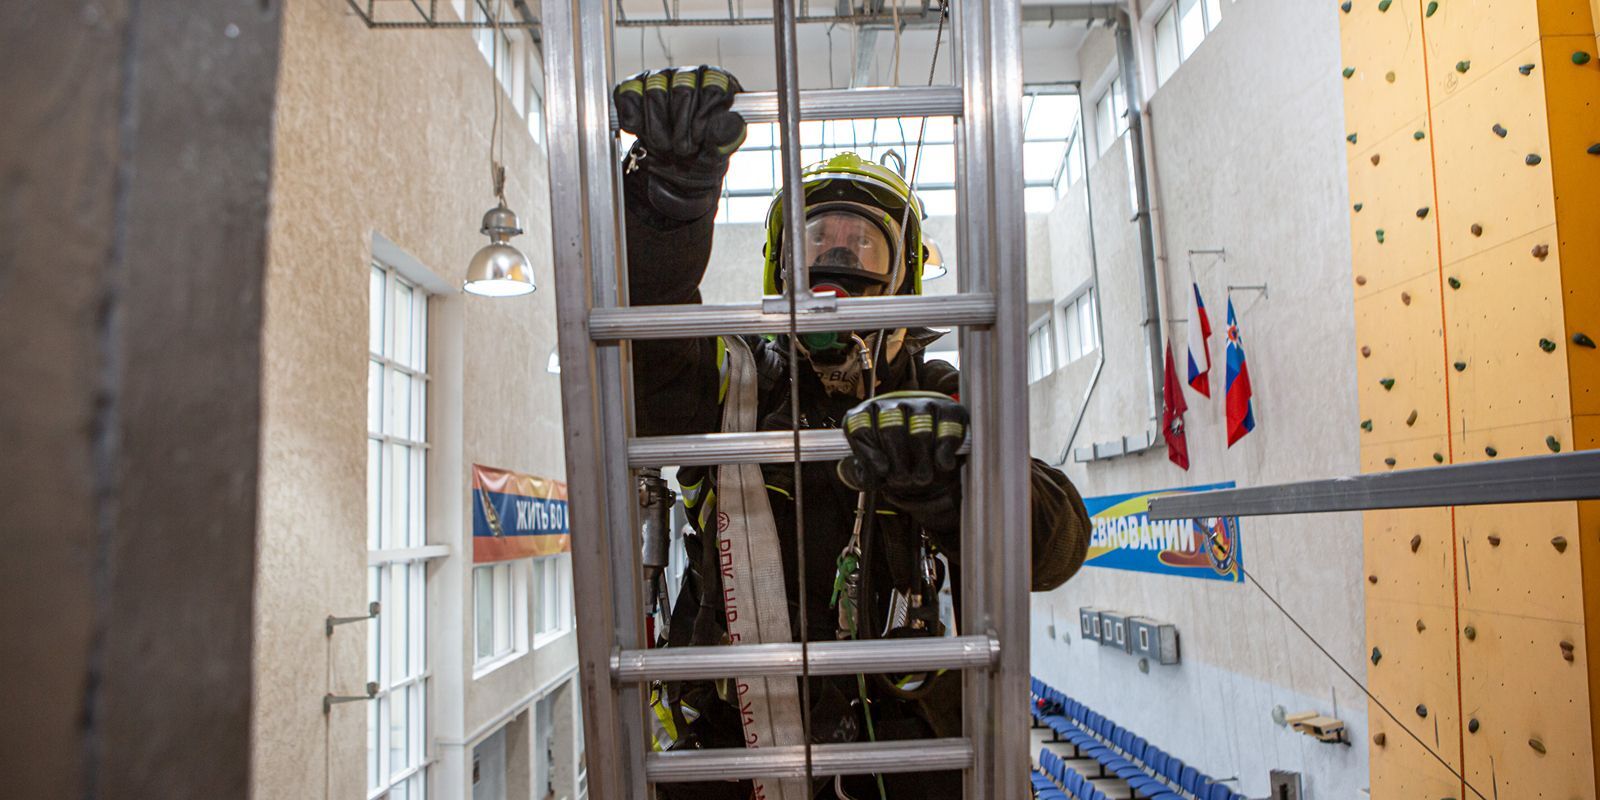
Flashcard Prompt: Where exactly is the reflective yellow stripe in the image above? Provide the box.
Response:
[646,73,670,91]
[908,413,934,434]
[716,337,730,405]
[697,486,718,531]
[845,410,872,434]
[681,477,705,507]
[765,483,792,500]
[877,408,905,429]
[618,78,644,96]
[715,126,747,156]
[701,70,730,90]
[672,71,699,88]
[937,420,965,438]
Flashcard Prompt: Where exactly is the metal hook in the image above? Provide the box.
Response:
[326,601,381,637]
[323,681,380,714]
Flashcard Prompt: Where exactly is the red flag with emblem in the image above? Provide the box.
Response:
[1163,342,1190,470]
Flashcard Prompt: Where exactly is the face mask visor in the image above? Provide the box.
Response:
[799,206,897,296]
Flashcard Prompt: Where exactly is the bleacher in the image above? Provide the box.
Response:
[1030,677,1247,800]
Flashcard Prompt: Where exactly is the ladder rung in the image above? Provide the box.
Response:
[646,738,973,782]
[612,635,998,683]
[610,86,965,131]
[590,294,994,342]
[628,430,970,467]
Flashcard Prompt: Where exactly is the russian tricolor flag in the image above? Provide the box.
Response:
[1225,299,1256,447]
[1186,283,1212,397]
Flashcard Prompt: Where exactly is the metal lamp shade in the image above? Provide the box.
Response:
[464,242,535,297]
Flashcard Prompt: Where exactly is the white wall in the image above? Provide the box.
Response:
[1027,2,1368,798]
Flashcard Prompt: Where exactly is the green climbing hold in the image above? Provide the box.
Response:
[1519,63,1536,75]
[1361,419,1373,432]
[1492,123,1507,138]
[1454,361,1466,372]
[1526,153,1543,165]
[1574,51,1593,66]
[1456,60,1471,73]
[1588,143,1600,155]
[1417,207,1430,219]
[1380,377,1395,390]
[1547,436,1562,453]
[1376,229,1386,243]
[1341,0,1352,11]
[1416,704,1428,718]
[1433,452,1445,463]
[1348,133,1359,144]
[1378,0,1392,10]
[1354,202,1364,212]
[1414,130,1426,140]
[1574,332,1597,348]
[1371,647,1383,665]
[1468,718,1481,734]
[1426,0,1438,15]
[1539,338,1557,352]
[1485,446,1498,458]
[1448,277,1461,289]
[1343,67,1356,78]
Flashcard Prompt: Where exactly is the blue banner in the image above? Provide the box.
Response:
[1082,482,1243,583]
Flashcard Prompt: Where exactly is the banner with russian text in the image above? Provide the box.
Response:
[472,465,570,563]
[1082,482,1243,583]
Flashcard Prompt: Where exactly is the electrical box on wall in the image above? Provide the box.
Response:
[1096,611,1130,652]
[1268,770,1302,800]
[1129,616,1180,665]
[1079,607,1102,641]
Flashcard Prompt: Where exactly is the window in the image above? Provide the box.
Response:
[1057,288,1100,365]
[1021,89,1080,213]
[525,42,545,145]
[368,263,430,799]
[1154,7,1180,86]
[474,561,528,670]
[1154,0,1223,86]
[1094,76,1126,156]
[1027,319,1055,384]
[532,553,574,644]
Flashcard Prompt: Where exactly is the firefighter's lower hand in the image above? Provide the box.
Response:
[837,391,968,495]
[614,66,746,221]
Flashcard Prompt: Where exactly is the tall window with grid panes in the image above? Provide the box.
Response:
[1152,0,1225,87]
[368,263,430,799]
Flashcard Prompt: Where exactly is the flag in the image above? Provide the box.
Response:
[1186,283,1213,397]
[1162,342,1190,470]
[1225,299,1256,447]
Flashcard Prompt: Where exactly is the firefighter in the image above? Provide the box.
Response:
[616,65,1091,800]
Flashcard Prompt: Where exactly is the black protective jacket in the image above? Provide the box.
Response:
[626,168,1092,799]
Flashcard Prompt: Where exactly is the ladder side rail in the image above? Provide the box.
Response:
[540,0,649,795]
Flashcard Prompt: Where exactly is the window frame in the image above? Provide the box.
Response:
[473,559,530,674]
[1027,316,1056,384]
[531,553,575,647]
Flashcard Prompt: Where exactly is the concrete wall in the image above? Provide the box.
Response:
[253,2,576,798]
[1028,2,1369,798]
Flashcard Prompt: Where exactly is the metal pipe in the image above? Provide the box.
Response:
[613,3,1119,28]
[773,0,810,300]
[612,635,999,682]
[627,428,969,467]
[589,293,995,341]
[1148,450,1600,520]
[646,739,974,782]
[1054,81,1106,467]
[608,85,964,131]
[1114,10,1165,424]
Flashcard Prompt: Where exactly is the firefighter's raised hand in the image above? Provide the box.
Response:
[837,391,968,495]
[614,66,746,221]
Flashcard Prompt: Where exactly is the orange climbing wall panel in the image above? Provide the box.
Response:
[1340,1,1600,798]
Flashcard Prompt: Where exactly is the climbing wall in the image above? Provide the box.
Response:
[1339,1,1600,798]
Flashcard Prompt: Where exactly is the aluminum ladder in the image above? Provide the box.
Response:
[539,0,1032,795]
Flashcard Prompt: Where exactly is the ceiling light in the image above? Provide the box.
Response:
[464,203,536,297]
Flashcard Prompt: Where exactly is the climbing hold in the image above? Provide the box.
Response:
[1453,361,1466,372]
[1378,0,1392,10]
[1410,534,1422,552]
[1519,63,1535,75]
[1464,625,1476,640]
[1361,419,1373,432]
[1470,224,1483,237]
[1354,202,1364,212]
[1416,704,1428,718]
[1361,345,1372,358]
[1553,535,1568,553]
[1416,207,1430,219]
[1468,718,1480,734]
[1356,275,1368,285]
[1371,154,1381,165]
[1416,618,1426,632]
[1371,646,1383,665]
[1406,409,1418,427]
[1401,291,1411,305]
[1539,338,1557,352]
[1381,377,1395,390]
[1485,446,1498,457]
[1425,0,1438,15]
[1373,732,1387,746]
[1526,153,1542,166]
[1487,533,1501,546]
[1414,130,1426,140]
[1344,67,1356,78]
[1546,435,1561,452]
[1589,144,1600,155]
[1574,51,1593,66]
[1376,229,1386,243]
[1455,60,1471,73]
[1384,457,1397,467]
[1348,133,1359,144]
[1492,123,1507,138]
[1532,244,1550,260]
[1573,332,1596,348]
[1385,70,1396,83]
[1433,452,1445,463]
[1529,738,1547,755]
[1341,0,1352,11]
[1561,641,1576,661]
[1368,574,1379,584]
[1448,277,1461,289]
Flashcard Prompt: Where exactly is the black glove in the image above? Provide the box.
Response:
[614,66,746,222]
[837,391,969,496]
